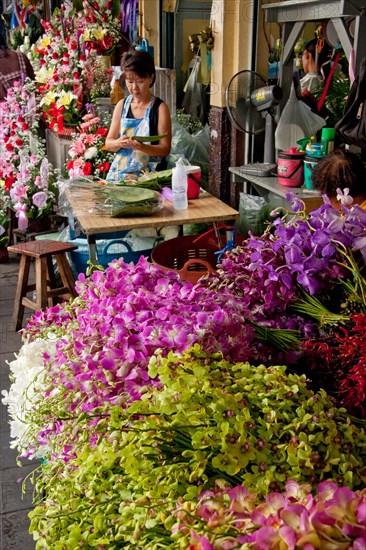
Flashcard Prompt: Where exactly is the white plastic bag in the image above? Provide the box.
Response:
[275,83,326,151]
[182,59,205,122]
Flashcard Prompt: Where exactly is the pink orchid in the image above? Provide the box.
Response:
[10,184,29,201]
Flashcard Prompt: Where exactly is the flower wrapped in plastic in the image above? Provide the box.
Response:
[0,78,56,231]
[77,0,121,56]
[66,112,114,178]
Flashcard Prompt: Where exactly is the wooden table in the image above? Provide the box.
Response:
[66,185,240,263]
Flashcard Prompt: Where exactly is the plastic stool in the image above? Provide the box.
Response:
[7,240,79,331]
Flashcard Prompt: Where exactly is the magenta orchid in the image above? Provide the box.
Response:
[173,481,366,550]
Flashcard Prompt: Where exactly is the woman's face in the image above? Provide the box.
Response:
[124,71,153,98]
[302,49,312,73]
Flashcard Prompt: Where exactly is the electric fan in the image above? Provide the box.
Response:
[226,70,282,176]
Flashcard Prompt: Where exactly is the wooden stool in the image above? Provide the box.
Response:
[7,240,79,331]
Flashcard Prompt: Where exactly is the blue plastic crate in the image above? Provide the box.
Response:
[68,237,154,275]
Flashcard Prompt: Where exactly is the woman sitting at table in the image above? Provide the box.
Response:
[311,148,366,210]
[105,49,172,182]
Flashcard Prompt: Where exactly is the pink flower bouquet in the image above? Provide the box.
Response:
[66,112,113,178]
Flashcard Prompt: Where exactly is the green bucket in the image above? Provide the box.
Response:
[304,156,322,190]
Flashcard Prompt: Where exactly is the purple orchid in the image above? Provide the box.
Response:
[32,191,48,209]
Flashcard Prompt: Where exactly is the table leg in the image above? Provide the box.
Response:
[213,222,223,249]
[87,234,97,265]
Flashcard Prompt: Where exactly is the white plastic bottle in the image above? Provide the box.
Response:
[172,157,188,210]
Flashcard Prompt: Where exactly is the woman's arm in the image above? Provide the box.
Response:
[129,102,172,157]
[105,99,130,152]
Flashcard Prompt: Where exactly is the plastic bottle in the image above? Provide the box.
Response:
[172,157,188,210]
[321,127,335,155]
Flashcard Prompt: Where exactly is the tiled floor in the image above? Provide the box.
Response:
[1,255,36,550]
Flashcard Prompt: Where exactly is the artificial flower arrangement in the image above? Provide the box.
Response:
[3,192,366,547]
[76,0,121,56]
[89,54,114,100]
[66,111,114,178]
[0,78,56,231]
[9,156,57,231]
[31,6,93,131]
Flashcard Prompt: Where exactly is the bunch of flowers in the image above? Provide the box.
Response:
[21,349,366,548]
[0,78,56,230]
[89,54,113,100]
[77,0,121,56]
[9,156,56,230]
[3,192,366,547]
[301,313,366,418]
[66,112,113,177]
[173,480,366,549]
[0,78,39,191]
[31,7,93,130]
[205,192,366,323]
[1,335,58,457]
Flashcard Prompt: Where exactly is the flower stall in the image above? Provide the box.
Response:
[2,193,366,548]
[0,0,124,243]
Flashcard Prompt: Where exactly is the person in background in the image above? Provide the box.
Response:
[105,49,172,181]
[311,148,366,210]
[300,38,330,95]
[0,31,35,101]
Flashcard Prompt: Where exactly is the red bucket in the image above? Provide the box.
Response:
[185,166,201,199]
[277,147,305,188]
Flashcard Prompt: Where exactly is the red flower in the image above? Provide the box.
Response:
[66,160,74,170]
[22,123,29,131]
[52,52,58,60]
[83,162,93,176]
[96,127,107,137]
[5,174,15,191]
[101,35,113,52]
[5,143,13,152]
[15,139,24,147]
[97,162,111,174]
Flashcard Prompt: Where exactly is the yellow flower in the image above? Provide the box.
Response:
[35,67,53,85]
[92,27,106,41]
[38,36,51,49]
[82,28,92,42]
[57,91,78,108]
[39,91,57,107]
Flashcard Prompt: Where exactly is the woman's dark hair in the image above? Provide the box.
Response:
[304,38,330,74]
[121,49,156,86]
[311,148,366,198]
